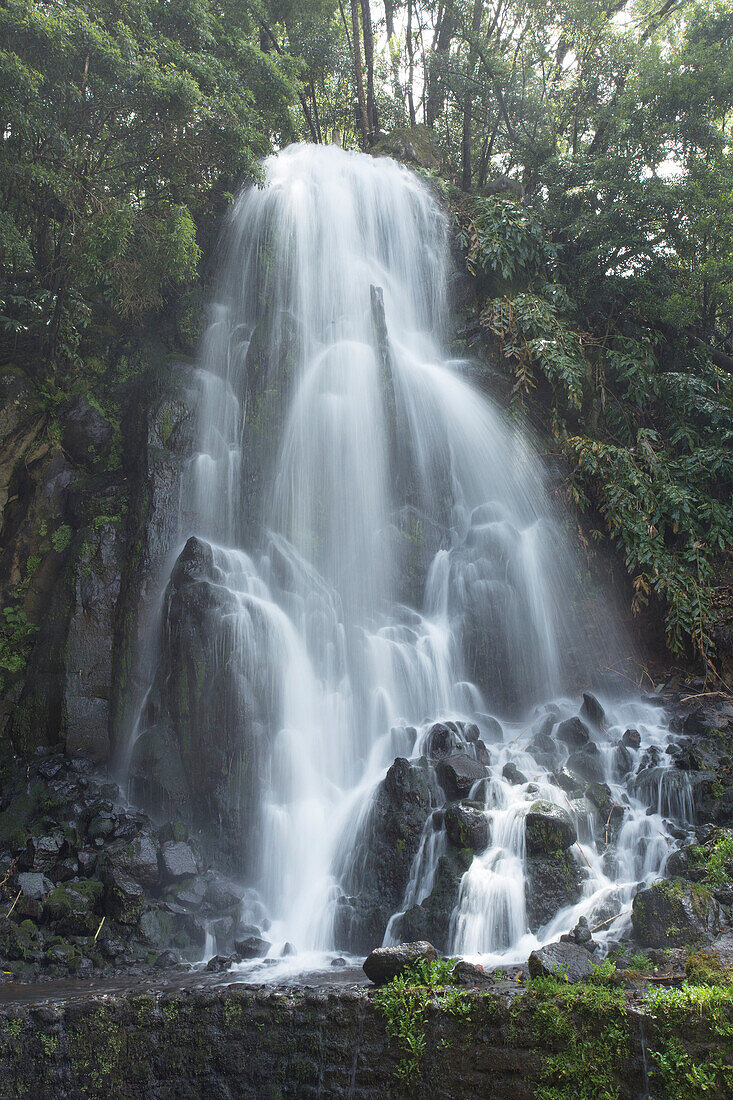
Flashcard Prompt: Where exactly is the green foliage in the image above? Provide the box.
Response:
[517,975,630,1100]
[461,195,555,284]
[373,958,468,1084]
[51,525,72,554]
[0,0,298,368]
[645,983,733,1099]
[0,607,37,694]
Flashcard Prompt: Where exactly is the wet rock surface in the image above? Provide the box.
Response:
[0,748,258,980]
[528,940,596,981]
[363,940,437,984]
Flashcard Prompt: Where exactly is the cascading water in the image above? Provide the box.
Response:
[128,143,693,969]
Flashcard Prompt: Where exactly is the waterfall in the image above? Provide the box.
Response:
[127,144,692,966]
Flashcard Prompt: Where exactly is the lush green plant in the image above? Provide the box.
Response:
[645,983,733,1099]
[373,957,469,1084]
[0,607,37,694]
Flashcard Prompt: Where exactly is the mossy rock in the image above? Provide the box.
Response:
[632,878,722,948]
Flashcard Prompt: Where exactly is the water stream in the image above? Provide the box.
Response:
[128,144,692,969]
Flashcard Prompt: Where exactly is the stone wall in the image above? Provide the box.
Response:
[0,982,650,1100]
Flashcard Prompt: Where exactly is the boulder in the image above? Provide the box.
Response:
[502,762,527,785]
[30,834,64,875]
[334,758,432,954]
[363,940,438,985]
[436,754,487,800]
[478,715,504,743]
[104,834,159,887]
[235,935,270,959]
[524,801,576,855]
[556,718,590,749]
[422,722,457,759]
[525,852,584,931]
[17,872,53,902]
[204,873,244,912]
[452,960,493,986]
[103,870,144,925]
[161,840,198,881]
[632,879,722,948]
[566,743,606,784]
[622,729,641,750]
[614,743,634,777]
[444,803,489,851]
[528,941,596,982]
[580,692,605,729]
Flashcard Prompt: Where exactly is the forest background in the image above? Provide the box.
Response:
[1,0,732,682]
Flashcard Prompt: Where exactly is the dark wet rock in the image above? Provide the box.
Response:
[622,729,641,750]
[423,722,457,759]
[632,878,723,948]
[104,834,159,887]
[473,740,491,767]
[585,782,613,816]
[463,723,481,743]
[17,872,53,902]
[478,714,504,743]
[363,940,438,985]
[502,762,527,785]
[174,877,207,910]
[103,870,144,925]
[281,942,297,957]
[525,852,583,931]
[334,757,432,955]
[161,840,198,881]
[30,834,65,875]
[234,935,270,959]
[637,746,662,773]
[59,395,113,467]
[528,941,595,981]
[397,847,473,954]
[551,768,584,795]
[524,801,576,854]
[436,753,487,800]
[560,916,598,953]
[64,513,124,762]
[330,956,346,966]
[452,960,493,985]
[206,954,237,972]
[527,731,559,768]
[556,717,590,749]
[614,743,634,777]
[580,692,605,729]
[154,949,180,968]
[566,742,606,784]
[444,803,489,851]
[204,873,243,912]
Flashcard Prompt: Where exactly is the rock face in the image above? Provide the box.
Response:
[334,758,433,954]
[0,748,261,979]
[397,847,473,953]
[363,940,437,985]
[528,941,596,981]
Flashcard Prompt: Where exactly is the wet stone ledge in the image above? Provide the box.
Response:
[0,979,667,1100]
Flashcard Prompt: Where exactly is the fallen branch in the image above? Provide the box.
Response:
[590,908,629,933]
[6,891,21,919]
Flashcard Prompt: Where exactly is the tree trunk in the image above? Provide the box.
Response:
[384,0,402,101]
[361,0,377,139]
[350,0,370,147]
[406,0,416,125]
[461,0,482,191]
[426,3,455,128]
